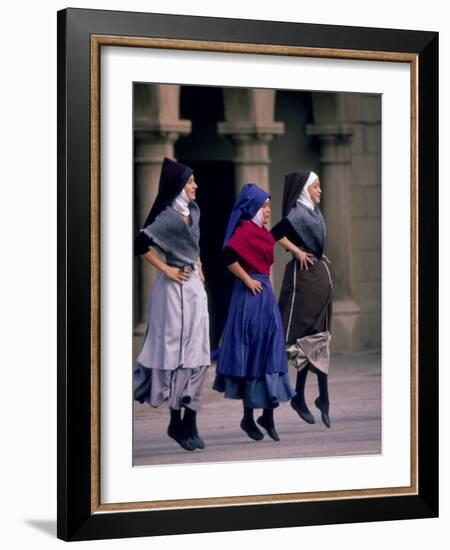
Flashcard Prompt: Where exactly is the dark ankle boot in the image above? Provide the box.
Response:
[240,406,264,441]
[167,408,196,450]
[182,407,205,449]
[291,395,315,424]
[290,367,315,424]
[314,397,331,428]
[257,408,280,441]
[315,372,331,428]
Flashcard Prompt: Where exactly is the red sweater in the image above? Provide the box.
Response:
[224,220,275,275]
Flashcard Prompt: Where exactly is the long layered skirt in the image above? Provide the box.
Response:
[134,267,210,411]
[213,273,295,409]
[278,257,333,375]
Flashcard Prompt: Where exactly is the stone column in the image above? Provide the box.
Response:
[134,84,191,334]
[218,89,284,193]
[305,122,361,352]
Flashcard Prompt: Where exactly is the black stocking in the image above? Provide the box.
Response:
[169,408,182,428]
[182,407,197,432]
[261,407,274,428]
[243,405,256,424]
[294,366,310,412]
[317,372,329,405]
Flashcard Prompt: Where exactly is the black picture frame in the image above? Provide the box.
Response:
[57,7,438,542]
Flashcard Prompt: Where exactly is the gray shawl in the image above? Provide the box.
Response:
[287,202,326,258]
[142,203,200,268]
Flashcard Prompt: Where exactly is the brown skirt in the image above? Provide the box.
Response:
[278,258,333,372]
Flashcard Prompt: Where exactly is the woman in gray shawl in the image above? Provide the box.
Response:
[133,157,210,451]
[271,170,333,428]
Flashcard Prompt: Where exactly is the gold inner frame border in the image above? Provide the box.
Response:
[89,34,419,514]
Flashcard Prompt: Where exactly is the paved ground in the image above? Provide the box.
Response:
[133,351,381,466]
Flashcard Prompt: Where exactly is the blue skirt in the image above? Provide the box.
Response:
[213,274,295,409]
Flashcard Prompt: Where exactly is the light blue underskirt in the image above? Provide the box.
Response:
[212,371,295,409]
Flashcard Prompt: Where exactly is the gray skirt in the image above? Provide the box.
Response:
[134,363,209,411]
[134,267,210,410]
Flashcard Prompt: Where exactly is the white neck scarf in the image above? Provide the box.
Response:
[251,200,268,227]
[172,189,190,216]
[297,171,319,211]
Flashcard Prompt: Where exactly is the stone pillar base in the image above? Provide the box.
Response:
[330,299,361,353]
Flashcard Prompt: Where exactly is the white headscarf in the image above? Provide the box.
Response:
[251,199,269,227]
[172,189,191,216]
[297,171,319,211]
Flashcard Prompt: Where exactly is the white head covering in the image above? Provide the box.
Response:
[172,189,191,216]
[251,199,269,227]
[297,171,319,211]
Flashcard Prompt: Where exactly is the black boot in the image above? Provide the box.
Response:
[315,372,331,428]
[290,367,315,424]
[167,408,196,451]
[182,407,205,450]
[257,408,280,441]
[240,405,264,441]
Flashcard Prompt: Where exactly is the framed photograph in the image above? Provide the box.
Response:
[57,7,438,541]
